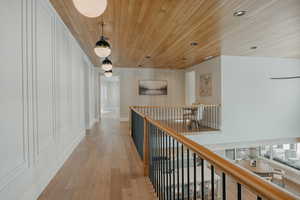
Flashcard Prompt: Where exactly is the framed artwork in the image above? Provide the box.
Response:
[199,73,212,97]
[138,80,168,95]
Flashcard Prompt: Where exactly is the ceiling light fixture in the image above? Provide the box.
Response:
[72,0,107,18]
[233,10,247,17]
[145,56,151,59]
[190,42,198,46]
[104,70,113,78]
[102,57,113,71]
[94,22,111,58]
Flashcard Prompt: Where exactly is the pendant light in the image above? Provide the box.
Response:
[102,57,113,71]
[72,0,107,18]
[94,22,111,58]
[104,70,113,78]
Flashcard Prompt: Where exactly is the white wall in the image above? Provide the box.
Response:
[0,0,98,199]
[221,56,300,142]
[185,71,196,105]
[189,56,300,145]
[115,68,185,119]
[185,57,222,104]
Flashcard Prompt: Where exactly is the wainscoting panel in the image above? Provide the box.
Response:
[34,0,55,160]
[0,0,99,199]
[0,0,29,191]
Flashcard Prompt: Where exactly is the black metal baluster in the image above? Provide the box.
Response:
[173,138,175,200]
[193,153,196,200]
[152,125,155,184]
[211,165,215,200]
[153,126,155,185]
[149,124,152,184]
[187,149,190,200]
[160,130,163,200]
[155,127,158,194]
[182,145,184,200]
[222,173,226,200]
[157,127,160,197]
[177,141,179,200]
[158,128,161,199]
[237,183,242,200]
[157,128,159,196]
[163,132,168,199]
[169,136,172,200]
[166,135,169,200]
[151,125,154,184]
[160,131,165,200]
[201,159,204,200]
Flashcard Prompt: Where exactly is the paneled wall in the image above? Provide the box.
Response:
[0,0,98,199]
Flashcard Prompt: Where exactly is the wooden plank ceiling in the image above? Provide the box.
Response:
[50,0,300,69]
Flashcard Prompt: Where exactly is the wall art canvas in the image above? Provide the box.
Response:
[199,73,212,96]
[138,80,168,95]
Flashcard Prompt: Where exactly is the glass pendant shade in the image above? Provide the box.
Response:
[94,36,111,58]
[102,58,113,71]
[104,70,112,78]
[72,0,107,18]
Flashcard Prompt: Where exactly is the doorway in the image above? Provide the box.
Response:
[100,76,120,119]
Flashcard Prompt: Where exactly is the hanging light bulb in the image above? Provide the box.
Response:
[104,70,113,78]
[95,37,111,58]
[102,57,113,71]
[94,22,111,58]
[72,0,107,18]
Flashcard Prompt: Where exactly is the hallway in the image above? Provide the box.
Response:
[38,120,156,200]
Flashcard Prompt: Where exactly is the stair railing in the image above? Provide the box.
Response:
[130,106,298,200]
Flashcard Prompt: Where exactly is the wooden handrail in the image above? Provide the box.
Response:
[130,107,298,200]
[131,104,221,109]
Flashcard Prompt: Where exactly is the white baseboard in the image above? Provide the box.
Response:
[21,131,85,200]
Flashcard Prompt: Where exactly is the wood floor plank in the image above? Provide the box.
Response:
[38,119,157,200]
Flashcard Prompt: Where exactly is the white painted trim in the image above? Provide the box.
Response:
[21,131,85,200]
[0,0,99,199]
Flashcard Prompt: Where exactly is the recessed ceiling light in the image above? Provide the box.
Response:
[190,42,198,46]
[233,10,247,17]
[204,56,213,60]
[145,56,151,59]
[182,57,187,60]
[138,65,143,67]
[250,46,257,50]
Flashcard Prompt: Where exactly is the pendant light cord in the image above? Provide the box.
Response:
[98,20,104,39]
[101,22,104,37]
[101,16,104,38]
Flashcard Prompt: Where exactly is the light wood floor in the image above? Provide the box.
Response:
[38,119,157,200]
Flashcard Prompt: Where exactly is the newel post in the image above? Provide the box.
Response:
[143,117,149,176]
